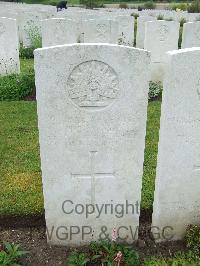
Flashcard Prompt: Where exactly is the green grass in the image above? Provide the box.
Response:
[20,59,34,73]
[0,59,35,101]
[0,99,161,216]
[0,101,43,216]
[142,100,161,210]
[143,251,200,265]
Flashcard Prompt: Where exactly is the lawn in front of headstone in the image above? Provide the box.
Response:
[0,99,161,217]
[0,101,42,216]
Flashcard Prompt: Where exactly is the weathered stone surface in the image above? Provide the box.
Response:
[116,15,134,46]
[136,16,156,49]
[34,43,150,246]
[144,20,179,81]
[152,47,200,241]
[182,22,200,48]
[41,18,77,47]
[83,19,118,44]
[19,12,41,48]
[20,11,54,47]
[0,17,20,75]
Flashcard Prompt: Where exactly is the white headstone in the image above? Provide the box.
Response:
[152,47,200,241]
[0,17,20,75]
[83,19,118,44]
[136,16,156,49]
[20,12,42,48]
[41,18,77,47]
[116,15,134,46]
[144,20,179,81]
[34,43,150,246]
[182,22,200,48]
[56,10,85,43]
[20,11,54,47]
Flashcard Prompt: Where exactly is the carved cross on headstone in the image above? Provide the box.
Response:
[71,151,115,204]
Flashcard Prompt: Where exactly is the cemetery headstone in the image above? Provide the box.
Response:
[20,11,54,47]
[116,15,134,46]
[34,43,150,246]
[136,16,156,49]
[182,22,200,48]
[152,47,200,241]
[0,17,20,75]
[83,19,118,44]
[41,18,77,47]
[144,20,179,81]
[20,12,42,48]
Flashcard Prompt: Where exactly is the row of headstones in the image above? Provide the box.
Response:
[41,17,200,82]
[0,1,53,72]
[1,14,200,79]
[41,16,134,47]
[137,9,200,22]
[0,2,195,22]
[1,3,200,47]
[0,1,56,47]
[34,43,200,246]
[42,9,200,48]
[0,2,55,75]
[0,3,55,75]
[0,10,55,47]
[56,7,200,23]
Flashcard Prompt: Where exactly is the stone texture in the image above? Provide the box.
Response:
[0,17,20,75]
[41,18,77,47]
[144,20,179,81]
[136,16,156,49]
[152,47,200,241]
[34,43,150,246]
[182,22,200,48]
[20,11,54,47]
[116,15,134,46]
[83,19,118,44]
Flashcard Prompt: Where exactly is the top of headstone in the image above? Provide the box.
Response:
[34,43,149,54]
[167,47,200,55]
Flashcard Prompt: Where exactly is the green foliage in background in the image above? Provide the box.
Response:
[135,1,156,10]
[20,45,35,59]
[143,1,156,9]
[0,60,35,101]
[188,0,200,12]
[148,81,162,100]
[179,17,187,26]
[119,2,128,8]
[157,14,164,20]
[178,24,183,48]
[171,2,188,10]
[19,24,42,59]
[0,73,34,101]
[80,0,104,8]
[27,26,42,48]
